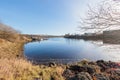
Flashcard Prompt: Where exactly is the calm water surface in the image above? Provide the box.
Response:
[24,38,120,63]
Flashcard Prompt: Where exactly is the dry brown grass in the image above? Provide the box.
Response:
[0,58,40,80]
[0,39,24,58]
[0,58,65,80]
[39,65,65,80]
[0,29,65,80]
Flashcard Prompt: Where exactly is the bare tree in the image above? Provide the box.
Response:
[79,0,120,33]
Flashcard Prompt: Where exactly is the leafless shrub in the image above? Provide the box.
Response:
[0,22,20,42]
[0,22,18,33]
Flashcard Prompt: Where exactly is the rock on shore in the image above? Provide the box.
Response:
[63,60,120,80]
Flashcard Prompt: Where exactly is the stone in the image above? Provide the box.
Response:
[69,65,87,73]
[68,72,93,80]
[86,66,96,74]
[48,62,56,67]
[63,69,74,79]
[93,73,110,80]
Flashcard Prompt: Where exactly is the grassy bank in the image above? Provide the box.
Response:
[0,37,65,80]
[0,58,65,80]
[1,58,120,80]
[0,39,23,58]
[0,33,31,58]
[0,29,65,80]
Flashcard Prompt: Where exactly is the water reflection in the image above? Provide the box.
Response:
[89,40,120,62]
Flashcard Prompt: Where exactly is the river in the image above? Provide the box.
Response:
[24,38,120,64]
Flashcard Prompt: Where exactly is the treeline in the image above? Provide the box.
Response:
[64,33,103,40]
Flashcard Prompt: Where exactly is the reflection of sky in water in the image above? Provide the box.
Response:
[89,40,120,62]
[24,38,120,62]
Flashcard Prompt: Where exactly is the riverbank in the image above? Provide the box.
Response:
[1,58,120,80]
[0,32,120,80]
[64,60,120,80]
[0,34,32,58]
[0,33,65,80]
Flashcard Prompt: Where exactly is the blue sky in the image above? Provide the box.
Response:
[0,0,101,35]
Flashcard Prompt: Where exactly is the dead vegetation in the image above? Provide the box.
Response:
[0,58,65,80]
[0,23,65,80]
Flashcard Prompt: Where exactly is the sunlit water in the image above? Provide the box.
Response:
[24,38,120,63]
